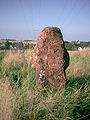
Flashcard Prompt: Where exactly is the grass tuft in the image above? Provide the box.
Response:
[0,49,90,120]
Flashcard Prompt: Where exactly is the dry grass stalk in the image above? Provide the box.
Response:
[68,48,90,57]
[0,79,16,120]
[3,50,32,67]
[67,49,90,76]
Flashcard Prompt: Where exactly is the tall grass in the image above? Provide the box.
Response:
[0,49,90,120]
[67,49,90,77]
[0,79,15,120]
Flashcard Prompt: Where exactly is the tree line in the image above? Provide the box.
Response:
[0,40,90,50]
[64,41,90,50]
[0,40,35,50]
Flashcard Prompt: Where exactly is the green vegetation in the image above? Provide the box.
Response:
[65,41,77,51]
[0,49,90,120]
[0,51,6,73]
[65,41,90,50]
[4,40,12,49]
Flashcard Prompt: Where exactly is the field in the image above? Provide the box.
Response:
[0,49,90,120]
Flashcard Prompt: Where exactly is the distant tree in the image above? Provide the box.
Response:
[80,41,90,48]
[64,41,77,51]
[4,40,11,49]
[65,41,90,51]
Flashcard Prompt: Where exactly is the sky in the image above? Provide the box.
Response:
[0,0,90,41]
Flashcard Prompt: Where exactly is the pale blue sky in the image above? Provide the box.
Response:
[0,0,90,41]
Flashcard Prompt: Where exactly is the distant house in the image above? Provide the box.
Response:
[78,47,82,51]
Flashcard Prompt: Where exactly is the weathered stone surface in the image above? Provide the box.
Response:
[32,27,69,88]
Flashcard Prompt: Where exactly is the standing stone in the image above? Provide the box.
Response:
[32,27,69,88]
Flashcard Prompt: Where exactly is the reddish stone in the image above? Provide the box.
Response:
[32,27,69,88]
